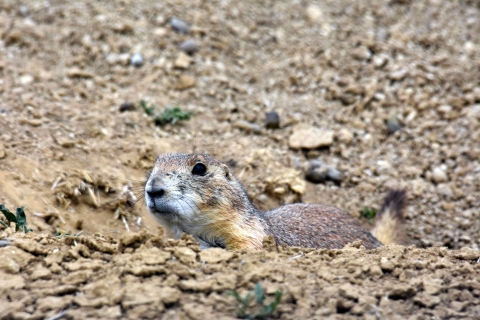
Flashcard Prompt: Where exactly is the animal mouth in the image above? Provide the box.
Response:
[149,203,178,216]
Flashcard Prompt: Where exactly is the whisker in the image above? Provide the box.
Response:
[131,195,145,207]
[112,176,147,183]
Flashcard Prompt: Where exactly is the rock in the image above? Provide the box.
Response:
[174,52,192,69]
[130,53,144,68]
[233,120,262,134]
[336,128,353,144]
[67,68,94,78]
[305,161,328,183]
[119,102,136,112]
[437,105,453,118]
[306,5,322,22]
[175,75,196,90]
[19,118,43,127]
[351,46,372,60]
[265,111,280,129]
[373,54,389,68]
[289,124,334,149]
[19,5,29,17]
[170,17,189,34]
[155,15,166,26]
[389,68,408,81]
[376,160,391,174]
[387,114,401,134]
[106,53,130,65]
[0,240,10,247]
[326,167,342,183]
[19,74,34,85]
[56,137,76,148]
[179,39,198,55]
[305,160,342,184]
[432,167,448,184]
[0,143,6,159]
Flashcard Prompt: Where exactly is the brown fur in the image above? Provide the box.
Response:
[145,153,406,250]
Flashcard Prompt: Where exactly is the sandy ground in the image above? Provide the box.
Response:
[0,0,480,318]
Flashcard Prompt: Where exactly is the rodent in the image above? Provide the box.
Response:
[144,153,406,250]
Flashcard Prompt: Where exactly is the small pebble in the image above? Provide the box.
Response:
[179,39,198,55]
[19,5,29,17]
[265,111,280,129]
[119,102,136,112]
[326,167,343,183]
[389,68,408,81]
[432,167,448,184]
[1,109,7,114]
[130,53,144,68]
[305,160,343,184]
[0,240,10,247]
[351,46,372,60]
[387,114,401,134]
[233,120,262,134]
[337,128,353,145]
[170,17,189,34]
[305,160,328,183]
[155,15,166,26]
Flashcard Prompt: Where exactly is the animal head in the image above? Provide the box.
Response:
[144,153,257,249]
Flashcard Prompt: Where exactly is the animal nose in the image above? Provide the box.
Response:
[146,187,165,198]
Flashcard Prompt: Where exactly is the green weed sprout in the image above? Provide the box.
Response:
[0,204,32,233]
[229,282,282,319]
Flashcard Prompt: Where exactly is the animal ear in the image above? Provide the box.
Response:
[222,164,233,181]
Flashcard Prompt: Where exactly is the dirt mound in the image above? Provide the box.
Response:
[1,0,480,318]
[1,231,479,319]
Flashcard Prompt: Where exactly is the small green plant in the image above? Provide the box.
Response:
[154,106,192,125]
[0,204,32,233]
[229,283,282,320]
[139,99,156,116]
[139,99,192,125]
[361,206,377,221]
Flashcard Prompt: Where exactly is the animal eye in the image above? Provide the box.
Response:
[192,163,207,176]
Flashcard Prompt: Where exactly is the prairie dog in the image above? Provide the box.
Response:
[144,153,406,250]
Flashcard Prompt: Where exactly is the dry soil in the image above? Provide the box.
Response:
[0,0,480,319]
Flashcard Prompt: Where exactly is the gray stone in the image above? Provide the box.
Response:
[179,39,198,55]
[0,240,10,247]
[170,17,189,34]
[130,53,144,68]
[119,102,136,112]
[305,160,328,183]
[387,114,401,134]
[305,160,342,184]
[326,167,343,183]
[265,111,280,129]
